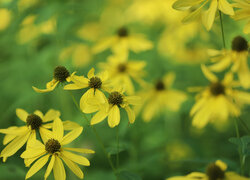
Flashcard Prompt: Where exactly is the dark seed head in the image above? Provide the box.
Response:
[155,80,165,91]
[117,27,128,37]
[53,66,70,82]
[45,139,61,154]
[26,114,43,130]
[117,63,127,73]
[108,91,123,106]
[206,163,225,180]
[88,77,102,89]
[210,82,225,96]
[231,36,248,52]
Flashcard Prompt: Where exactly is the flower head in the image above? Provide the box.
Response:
[21,118,94,180]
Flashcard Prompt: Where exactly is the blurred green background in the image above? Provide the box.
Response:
[0,0,249,179]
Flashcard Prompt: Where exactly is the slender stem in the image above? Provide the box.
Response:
[234,118,244,175]
[116,126,120,170]
[68,91,118,178]
[219,10,226,49]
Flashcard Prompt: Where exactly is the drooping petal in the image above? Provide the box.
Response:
[62,121,81,130]
[53,118,64,142]
[43,109,61,122]
[61,155,84,179]
[32,79,59,93]
[202,0,218,30]
[16,108,28,122]
[201,64,218,82]
[108,105,120,128]
[125,106,135,124]
[218,0,234,15]
[64,147,95,154]
[53,156,66,180]
[39,127,54,144]
[44,155,55,180]
[61,127,83,145]
[90,110,108,125]
[87,68,95,79]
[62,151,90,166]
[172,0,205,10]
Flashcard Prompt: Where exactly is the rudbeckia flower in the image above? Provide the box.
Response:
[92,26,153,55]
[232,0,250,34]
[89,88,140,128]
[0,8,11,31]
[167,160,249,180]
[208,36,249,88]
[137,72,187,122]
[98,54,146,95]
[32,66,76,93]
[64,68,111,113]
[21,118,94,180]
[190,65,250,128]
[0,108,60,162]
[172,0,235,30]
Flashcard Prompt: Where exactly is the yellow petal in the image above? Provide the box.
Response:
[62,121,81,130]
[32,79,59,93]
[125,106,135,124]
[172,0,205,10]
[80,89,100,113]
[209,55,232,72]
[125,96,141,105]
[39,127,53,144]
[0,126,28,135]
[64,147,95,154]
[202,0,217,30]
[3,134,16,145]
[142,99,159,122]
[182,3,205,24]
[218,0,234,15]
[43,109,61,122]
[201,64,218,82]
[215,160,227,171]
[16,108,28,122]
[62,151,90,166]
[34,110,44,119]
[90,110,108,125]
[108,105,120,128]
[87,68,95,79]
[92,36,117,54]
[25,154,50,179]
[24,152,46,167]
[21,148,46,159]
[63,83,83,90]
[128,35,153,53]
[61,155,84,179]
[53,118,64,142]
[44,155,55,180]
[61,127,83,145]
[53,156,66,180]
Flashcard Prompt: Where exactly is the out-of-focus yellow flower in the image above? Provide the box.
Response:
[208,36,249,88]
[0,109,60,162]
[173,0,235,30]
[98,54,146,95]
[166,160,250,180]
[190,65,250,129]
[32,66,76,93]
[0,8,11,31]
[21,118,94,180]
[89,87,140,128]
[59,44,92,68]
[18,0,39,11]
[137,72,187,122]
[64,68,111,113]
[232,0,250,34]
[17,15,56,44]
[165,141,193,161]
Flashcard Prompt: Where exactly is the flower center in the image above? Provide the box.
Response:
[155,80,165,91]
[117,63,127,72]
[45,139,61,154]
[117,27,128,37]
[88,77,102,89]
[210,82,225,96]
[108,91,123,106]
[26,114,43,130]
[53,66,70,82]
[206,163,225,180]
[231,36,248,52]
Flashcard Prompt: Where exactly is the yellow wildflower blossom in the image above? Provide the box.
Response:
[0,8,11,31]
[64,68,111,113]
[98,54,146,95]
[90,87,140,128]
[32,66,77,93]
[21,118,94,180]
[92,26,153,55]
[208,36,249,88]
[190,65,250,128]
[0,108,60,162]
[232,0,250,34]
[137,72,187,122]
[167,160,250,180]
[173,0,235,30]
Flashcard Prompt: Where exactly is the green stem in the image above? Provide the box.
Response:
[68,91,118,178]
[116,126,120,170]
[219,10,226,49]
[238,117,250,135]
[234,118,244,175]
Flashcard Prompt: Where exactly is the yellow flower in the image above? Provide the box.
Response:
[59,44,92,68]
[208,36,249,88]
[232,0,250,34]
[98,54,146,95]
[166,160,250,180]
[64,68,110,113]
[173,0,235,30]
[0,108,60,162]
[90,88,140,128]
[32,66,77,93]
[190,65,250,128]
[21,118,94,180]
[92,26,153,55]
[137,72,187,122]
[0,8,11,31]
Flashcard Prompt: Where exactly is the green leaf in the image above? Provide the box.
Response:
[106,142,129,156]
[117,171,142,180]
[229,136,250,156]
